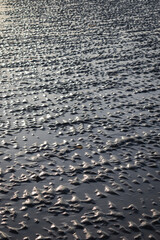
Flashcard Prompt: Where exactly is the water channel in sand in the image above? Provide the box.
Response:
[0,0,160,239]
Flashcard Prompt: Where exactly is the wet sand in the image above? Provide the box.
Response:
[0,0,160,239]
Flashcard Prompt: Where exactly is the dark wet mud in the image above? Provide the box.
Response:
[0,0,160,239]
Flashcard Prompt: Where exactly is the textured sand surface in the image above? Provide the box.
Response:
[0,0,160,239]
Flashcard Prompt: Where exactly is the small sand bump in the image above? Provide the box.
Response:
[107,210,125,219]
[95,189,107,198]
[7,226,20,234]
[71,220,84,229]
[83,228,96,240]
[139,221,155,230]
[123,204,138,212]
[108,227,119,235]
[148,234,157,240]
[97,229,109,239]
[104,185,119,195]
[151,209,160,218]
[55,185,71,194]
[128,221,140,232]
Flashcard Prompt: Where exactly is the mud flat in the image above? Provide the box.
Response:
[0,0,160,239]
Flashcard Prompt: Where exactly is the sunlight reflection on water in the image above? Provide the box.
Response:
[0,1,160,239]
[0,2,12,30]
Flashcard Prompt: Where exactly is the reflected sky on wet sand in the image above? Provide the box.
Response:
[0,0,160,239]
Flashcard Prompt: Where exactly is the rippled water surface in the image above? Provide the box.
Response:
[0,0,160,239]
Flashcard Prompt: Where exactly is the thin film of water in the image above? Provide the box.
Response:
[0,0,160,239]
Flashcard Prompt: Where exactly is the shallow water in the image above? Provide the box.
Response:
[0,0,160,239]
